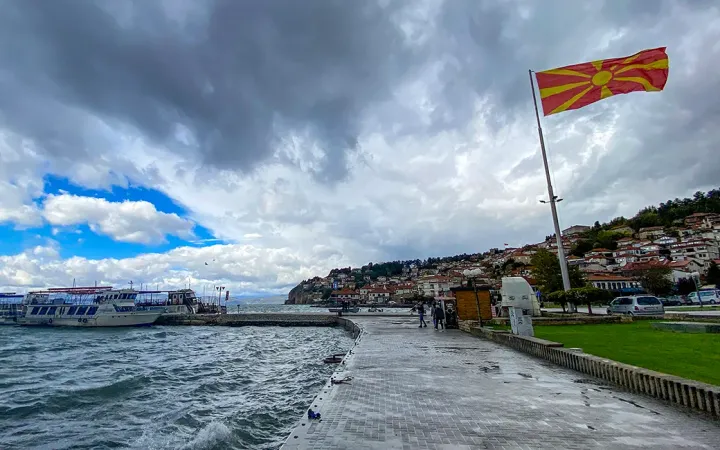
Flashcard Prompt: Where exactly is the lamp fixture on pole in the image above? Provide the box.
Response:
[216,286,226,313]
[463,269,484,327]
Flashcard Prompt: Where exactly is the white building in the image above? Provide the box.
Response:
[417,276,457,297]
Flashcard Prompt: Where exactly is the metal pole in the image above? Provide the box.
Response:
[692,272,703,308]
[529,70,571,293]
[472,279,483,328]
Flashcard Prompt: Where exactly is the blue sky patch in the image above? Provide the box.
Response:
[0,175,225,259]
[43,175,188,216]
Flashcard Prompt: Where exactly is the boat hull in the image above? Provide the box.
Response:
[137,304,192,315]
[0,317,19,326]
[20,312,161,327]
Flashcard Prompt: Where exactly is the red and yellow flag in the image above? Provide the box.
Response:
[535,47,669,116]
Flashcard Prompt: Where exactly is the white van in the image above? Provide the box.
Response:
[687,290,720,305]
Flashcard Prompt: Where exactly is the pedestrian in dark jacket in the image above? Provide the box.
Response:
[417,303,427,328]
[434,304,445,330]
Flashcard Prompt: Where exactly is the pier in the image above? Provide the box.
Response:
[156,313,339,327]
[282,316,720,449]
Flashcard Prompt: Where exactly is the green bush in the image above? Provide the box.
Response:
[546,287,613,314]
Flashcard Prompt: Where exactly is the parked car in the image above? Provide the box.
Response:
[659,297,682,307]
[686,290,719,305]
[607,296,665,316]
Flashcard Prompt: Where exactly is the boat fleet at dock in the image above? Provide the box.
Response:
[0,286,222,328]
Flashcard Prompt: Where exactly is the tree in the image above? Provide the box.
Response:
[530,249,586,304]
[531,249,564,294]
[546,290,569,313]
[570,240,594,257]
[594,230,625,250]
[633,266,673,296]
[321,288,333,300]
[566,287,613,315]
[707,261,720,286]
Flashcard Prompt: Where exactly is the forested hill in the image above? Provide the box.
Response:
[597,188,720,231]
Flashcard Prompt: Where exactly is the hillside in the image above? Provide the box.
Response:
[286,188,720,303]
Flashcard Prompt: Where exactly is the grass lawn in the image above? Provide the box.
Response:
[533,321,720,386]
[666,306,720,312]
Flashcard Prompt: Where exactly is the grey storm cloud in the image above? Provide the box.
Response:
[0,0,419,182]
[1,0,719,191]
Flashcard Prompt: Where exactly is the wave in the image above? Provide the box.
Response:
[1,325,352,449]
[66,374,149,399]
[180,421,232,450]
[0,401,46,420]
[41,374,150,414]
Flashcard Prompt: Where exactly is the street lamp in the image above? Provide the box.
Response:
[463,269,484,327]
[216,286,225,313]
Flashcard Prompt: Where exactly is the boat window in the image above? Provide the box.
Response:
[113,305,134,312]
[114,294,119,300]
[48,306,57,315]
[87,306,98,315]
[67,306,77,315]
[39,307,48,315]
[31,307,40,315]
[120,294,126,300]
[76,306,88,315]
[131,294,137,300]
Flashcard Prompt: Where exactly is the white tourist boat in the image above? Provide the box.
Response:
[20,287,162,327]
[0,293,24,325]
[135,288,199,315]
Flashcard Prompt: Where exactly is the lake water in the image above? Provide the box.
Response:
[0,319,353,449]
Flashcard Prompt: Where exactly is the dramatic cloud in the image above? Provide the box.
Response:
[0,0,420,183]
[42,194,195,244]
[0,132,44,227]
[0,0,719,293]
[0,243,339,295]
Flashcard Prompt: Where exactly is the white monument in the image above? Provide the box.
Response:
[500,277,541,316]
[501,277,537,337]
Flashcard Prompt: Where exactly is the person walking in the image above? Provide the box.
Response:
[417,303,427,328]
[434,303,445,330]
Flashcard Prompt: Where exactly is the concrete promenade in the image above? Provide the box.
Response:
[283,316,720,449]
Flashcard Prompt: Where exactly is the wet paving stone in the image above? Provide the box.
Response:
[283,317,720,449]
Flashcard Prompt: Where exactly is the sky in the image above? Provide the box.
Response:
[1,0,719,297]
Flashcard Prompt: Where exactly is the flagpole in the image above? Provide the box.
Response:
[528,69,572,293]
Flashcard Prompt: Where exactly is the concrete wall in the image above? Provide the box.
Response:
[465,326,720,418]
[156,313,363,339]
[157,313,338,327]
[664,313,720,323]
[336,316,363,340]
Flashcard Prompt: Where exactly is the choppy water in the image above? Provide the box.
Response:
[0,323,353,449]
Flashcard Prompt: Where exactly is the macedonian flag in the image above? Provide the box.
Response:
[535,47,669,116]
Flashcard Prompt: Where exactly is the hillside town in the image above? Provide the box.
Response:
[286,204,720,305]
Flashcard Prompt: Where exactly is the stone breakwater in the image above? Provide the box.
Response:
[156,313,338,327]
[155,314,365,338]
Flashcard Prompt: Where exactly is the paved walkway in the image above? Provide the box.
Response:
[283,317,720,449]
